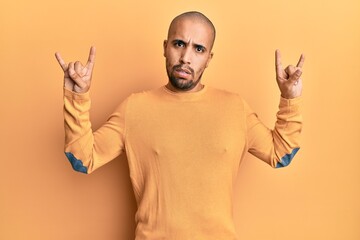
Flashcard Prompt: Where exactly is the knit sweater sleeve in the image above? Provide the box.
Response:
[63,88,127,174]
[245,96,302,168]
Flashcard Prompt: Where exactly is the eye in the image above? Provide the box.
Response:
[195,46,205,53]
[174,41,185,48]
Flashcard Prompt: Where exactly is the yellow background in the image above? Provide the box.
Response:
[1,0,359,239]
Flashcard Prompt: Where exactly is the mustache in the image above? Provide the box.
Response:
[173,64,194,75]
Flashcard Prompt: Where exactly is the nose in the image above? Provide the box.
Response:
[180,47,191,64]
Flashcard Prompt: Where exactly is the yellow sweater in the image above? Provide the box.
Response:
[63,85,302,239]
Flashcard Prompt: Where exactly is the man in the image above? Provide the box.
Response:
[55,11,304,240]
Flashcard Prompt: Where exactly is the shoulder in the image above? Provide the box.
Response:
[128,87,162,100]
[120,87,165,112]
[204,87,251,115]
[207,86,246,105]
[110,88,158,118]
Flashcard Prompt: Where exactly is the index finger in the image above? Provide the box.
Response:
[275,49,283,73]
[296,53,305,68]
[86,46,96,69]
[55,52,67,71]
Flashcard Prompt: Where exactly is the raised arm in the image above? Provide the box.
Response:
[55,47,126,174]
[246,50,304,168]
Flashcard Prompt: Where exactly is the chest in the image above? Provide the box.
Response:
[126,100,247,157]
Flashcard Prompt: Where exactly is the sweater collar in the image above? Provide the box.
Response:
[161,85,208,101]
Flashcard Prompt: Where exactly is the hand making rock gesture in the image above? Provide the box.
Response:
[275,49,305,99]
[55,46,96,93]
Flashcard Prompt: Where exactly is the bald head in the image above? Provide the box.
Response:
[167,11,216,50]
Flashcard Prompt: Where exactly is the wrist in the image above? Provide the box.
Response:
[64,87,90,100]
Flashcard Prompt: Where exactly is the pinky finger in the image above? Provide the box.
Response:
[296,54,305,68]
[86,46,96,71]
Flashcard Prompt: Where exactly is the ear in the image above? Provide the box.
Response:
[205,52,214,68]
[163,40,168,57]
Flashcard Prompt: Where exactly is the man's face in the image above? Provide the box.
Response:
[163,18,214,91]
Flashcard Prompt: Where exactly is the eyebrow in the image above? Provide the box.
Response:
[172,39,207,52]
